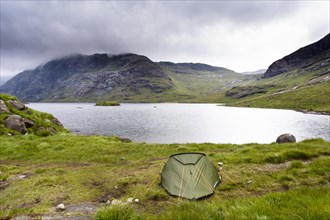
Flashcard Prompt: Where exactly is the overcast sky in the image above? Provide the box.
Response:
[1,1,329,79]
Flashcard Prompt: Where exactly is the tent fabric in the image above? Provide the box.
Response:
[160,152,221,200]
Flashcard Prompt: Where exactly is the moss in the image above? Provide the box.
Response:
[95,101,121,106]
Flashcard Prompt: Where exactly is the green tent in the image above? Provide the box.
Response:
[160,152,221,200]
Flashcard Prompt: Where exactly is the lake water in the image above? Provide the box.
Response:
[27,103,330,144]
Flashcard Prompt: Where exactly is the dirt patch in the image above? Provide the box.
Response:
[65,202,99,215]
[96,186,127,203]
[1,172,33,190]
[0,180,11,190]
[12,203,99,220]
[18,198,41,209]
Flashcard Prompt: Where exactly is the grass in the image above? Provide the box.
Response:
[95,206,139,220]
[0,134,329,219]
[230,81,330,113]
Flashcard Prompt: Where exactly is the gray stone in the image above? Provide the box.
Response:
[8,100,26,110]
[5,115,27,134]
[0,100,10,113]
[276,133,296,143]
[127,197,134,203]
[23,118,35,128]
[51,118,64,128]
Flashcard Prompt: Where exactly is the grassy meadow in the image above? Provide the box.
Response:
[1,134,329,219]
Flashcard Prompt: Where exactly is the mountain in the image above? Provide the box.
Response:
[264,33,330,78]
[228,33,330,113]
[240,69,266,75]
[0,53,174,102]
[1,53,256,102]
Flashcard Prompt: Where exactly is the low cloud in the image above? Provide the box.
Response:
[1,1,329,77]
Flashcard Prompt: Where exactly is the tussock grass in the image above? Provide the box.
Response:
[95,206,139,220]
[0,135,329,219]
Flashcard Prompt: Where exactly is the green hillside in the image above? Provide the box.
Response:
[224,56,330,113]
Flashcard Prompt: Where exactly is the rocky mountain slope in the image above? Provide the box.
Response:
[228,33,330,113]
[264,33,330,78]
[0,53,174,102]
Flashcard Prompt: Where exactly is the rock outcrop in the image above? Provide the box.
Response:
[264,33,330,78]
[0,94,67,136]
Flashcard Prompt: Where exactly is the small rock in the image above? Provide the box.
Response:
[56,203,65,211]
[17,175,26,180]
[105,200,111,205]
[276,133,296,143]
[51,118,64,128]
[8,100,26,110]
[127,197,134,203]
[23,118,35,128]
[111,199,122,205]
[134,199,139,203]
[246,180,252,184]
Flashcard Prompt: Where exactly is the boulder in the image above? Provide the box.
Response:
[8,100,26,110]
[0,100,10,113]
[23,118,35,128]
[5,115,27,134]
[276,134,296,143]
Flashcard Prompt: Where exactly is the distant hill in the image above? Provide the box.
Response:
[264,33,330,78]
